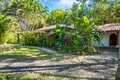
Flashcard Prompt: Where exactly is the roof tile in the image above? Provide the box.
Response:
[97,23,120,31]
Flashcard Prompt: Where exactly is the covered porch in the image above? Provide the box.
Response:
[97,23,120,47]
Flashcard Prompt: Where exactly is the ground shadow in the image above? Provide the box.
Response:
[0,60,117,79]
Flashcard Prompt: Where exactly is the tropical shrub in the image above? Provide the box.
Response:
[49,16,100,54]
[48,25,72,52]
[30,33,56,48]
[0,14,18,44]
[74,16,100,54]
[0,15,9,44]
[0,73,9,80]
[22,31,56,48]
[22,16,100,55]
[22,31,38,46]
[6,33,18,43]
[41,33,56,48]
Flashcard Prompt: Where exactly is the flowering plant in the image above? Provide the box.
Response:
[49,16,100,53]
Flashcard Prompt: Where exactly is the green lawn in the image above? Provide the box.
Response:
[0,46,72,80]
[0,72,91,80]
[0,46,109,80]
[0,72,108,80]
[0,46,68,61]
[0,46,82,80]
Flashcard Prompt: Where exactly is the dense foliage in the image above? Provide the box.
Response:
[0,73,9,80]
[0,0,120,53]
[2,0,48,31]
[0,14,18,44]
[0,0,120,79]
[47,9,72,25]
[48,16,100,53]
[89,1,120,25]
[22,16,100,54]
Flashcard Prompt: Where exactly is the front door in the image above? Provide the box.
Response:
[109,33,117,46]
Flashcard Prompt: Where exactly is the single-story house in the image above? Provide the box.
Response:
[34,23,120,47]
[97,23,120,47]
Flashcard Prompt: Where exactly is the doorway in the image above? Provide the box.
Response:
[109,33,117,46]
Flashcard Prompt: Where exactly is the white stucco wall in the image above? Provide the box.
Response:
[101,32,118,46]
[93,31,118,47]
[100,33,109,46]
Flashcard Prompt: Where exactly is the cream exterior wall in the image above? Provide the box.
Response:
[93,31,119,47]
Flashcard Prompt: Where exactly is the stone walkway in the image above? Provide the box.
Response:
[0,47,118,80]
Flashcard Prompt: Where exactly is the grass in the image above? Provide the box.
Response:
[0,46,109,80]
[0,46,68,61]
[0,46,72,80]
[0,72,111,80]
[0,72,100,80]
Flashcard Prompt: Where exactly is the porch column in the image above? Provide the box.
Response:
[17,33,20,43]
[116,31,120,80]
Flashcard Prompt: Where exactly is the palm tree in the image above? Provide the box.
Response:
[1,0,48,31]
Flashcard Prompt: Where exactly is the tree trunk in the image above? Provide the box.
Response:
[116,52,120,80]
[116,32,120,80]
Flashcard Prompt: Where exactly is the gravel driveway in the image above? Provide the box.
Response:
[0,47,118,80]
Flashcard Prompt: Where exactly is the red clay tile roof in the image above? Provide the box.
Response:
[97,23,120,32]
[34,24,74,33]
[34,23,120,33]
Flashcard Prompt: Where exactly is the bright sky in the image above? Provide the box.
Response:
[0,0,115,11]
[39,0,79,11]
[39,0,115,11]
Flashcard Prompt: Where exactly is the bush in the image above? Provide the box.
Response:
[38,33,56,48]
[21,16,100,55]
[0,15,18,44]
[22,31,38,46]
[22,31,56,48]
[5,33,18,44]
[0,32,18,44]
[0,73,9,80]
[48,16,100,54]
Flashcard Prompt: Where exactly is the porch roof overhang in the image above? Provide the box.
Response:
[34,23,120,33]
[97,23,120,32]
[34,24,74,33]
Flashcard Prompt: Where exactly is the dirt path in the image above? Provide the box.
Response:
[0,47,118,79]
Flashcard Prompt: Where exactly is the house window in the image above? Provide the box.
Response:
[109,33,118,46]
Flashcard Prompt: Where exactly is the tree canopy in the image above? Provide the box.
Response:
[2,0,48,31]
[0,0,120,30]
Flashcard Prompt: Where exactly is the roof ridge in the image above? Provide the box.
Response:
[97,23,120,31]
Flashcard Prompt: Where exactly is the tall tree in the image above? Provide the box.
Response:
[47,9,73,25]
[2,0,48,31]
[116,49,120,80]
[71,3,79,26]
[88,3,109,25]
[116,32,120,80]
[115,3,120,79]
[64,9,72,25]
[47,9,65,25]
[0,14,18,43]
